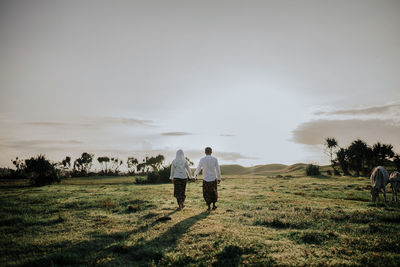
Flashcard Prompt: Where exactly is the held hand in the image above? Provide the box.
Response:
[171,178,174,184]
[218,179,221,184]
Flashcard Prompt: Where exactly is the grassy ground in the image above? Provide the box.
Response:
[1,175,400,266]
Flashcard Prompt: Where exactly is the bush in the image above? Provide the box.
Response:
[327,170,332,176]
[147,171,160,184]
[158,165,171,183]
[24,155,60,186]
[134,177,147,184]
[306,164,320,176]
[146,165,171,184]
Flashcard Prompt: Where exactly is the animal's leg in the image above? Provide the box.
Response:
[392,188,395,202]
[383,188,386,202]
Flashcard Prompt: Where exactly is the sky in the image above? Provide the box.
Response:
[1,0,399,169]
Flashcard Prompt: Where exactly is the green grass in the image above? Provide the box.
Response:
[1,175,400,266]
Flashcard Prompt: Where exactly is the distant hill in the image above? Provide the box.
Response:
[220,163,308,176]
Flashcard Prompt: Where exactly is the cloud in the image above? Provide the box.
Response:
[22,122,66,126]
[20,117,155,129]
[101,117,154,127]
[315,103,400,116]
[2,139,83,149]
[212,151,257,161]
[161,132,193,136]
[220,134,234,137]
[291,119,400,149]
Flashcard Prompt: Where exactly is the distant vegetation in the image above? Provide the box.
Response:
[306,164,320,176]
[1,137,399,185]
[0,152,174,186]
[324,137,400,176]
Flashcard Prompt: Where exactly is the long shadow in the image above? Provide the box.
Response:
[18,210,209,266]
[124,211,210,264]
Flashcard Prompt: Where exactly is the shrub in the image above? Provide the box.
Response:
[306,164,320,176]
[327,170,332,176]
[158,165,171,183]
[24,155,60,186]
[147,171,160,184]
[134,177,147,184]
[146,165,171,184]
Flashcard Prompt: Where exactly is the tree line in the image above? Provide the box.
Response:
[325,138,400,176]
[0,153,187,186]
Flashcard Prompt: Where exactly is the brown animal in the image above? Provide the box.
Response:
[389,171,400,202]
[370,166,389,202]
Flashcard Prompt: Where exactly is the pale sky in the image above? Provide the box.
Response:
[1,0,399,169]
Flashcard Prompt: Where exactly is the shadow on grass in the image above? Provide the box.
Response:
[123,211,210,264]
[20,210,209,266]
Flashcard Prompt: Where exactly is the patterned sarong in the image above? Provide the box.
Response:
[174,178,187,204]
[203,180,218,205]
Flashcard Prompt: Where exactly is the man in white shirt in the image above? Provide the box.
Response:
[194,147,221,211]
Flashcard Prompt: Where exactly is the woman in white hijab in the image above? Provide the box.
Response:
[170,149,193,210]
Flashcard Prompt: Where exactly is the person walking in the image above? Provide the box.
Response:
[194,147,221,211]
[170,149,193,210]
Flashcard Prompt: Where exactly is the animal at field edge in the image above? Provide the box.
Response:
[370,166,389,202]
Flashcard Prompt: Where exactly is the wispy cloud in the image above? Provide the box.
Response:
[2,139,83,149]
[20,117,155,129]
[220,134,234,137]
[102,117,154,127]
[292,119,400,148]
[22,122,66,126]
[315,103,400,116]
[161,132,193,136]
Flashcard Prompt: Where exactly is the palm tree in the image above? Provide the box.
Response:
[325,137,338,169]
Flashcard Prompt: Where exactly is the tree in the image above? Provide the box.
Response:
[185,157,194,167]
[97,156,110,174]
[372,142,395,166]
[73,152,94,175]
[110,157,123,173]
[336,148,349,175]
[394,154,400,171]
[347,139,369,176]
[324,137,338,170]
[127,157,139,174]
[12,157,25,172]
[61,156,71,170]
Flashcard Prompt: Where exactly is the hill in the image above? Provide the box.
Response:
[221,163,308,176]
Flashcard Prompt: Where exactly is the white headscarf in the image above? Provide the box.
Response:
[173,149,186,167]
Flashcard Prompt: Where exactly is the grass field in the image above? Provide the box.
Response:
[1,173,400,266]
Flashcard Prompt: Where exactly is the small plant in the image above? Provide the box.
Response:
[306,164,320,176]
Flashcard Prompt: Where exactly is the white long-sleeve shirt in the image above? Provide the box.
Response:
[194,155,221,182]
[170,160,193,179]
